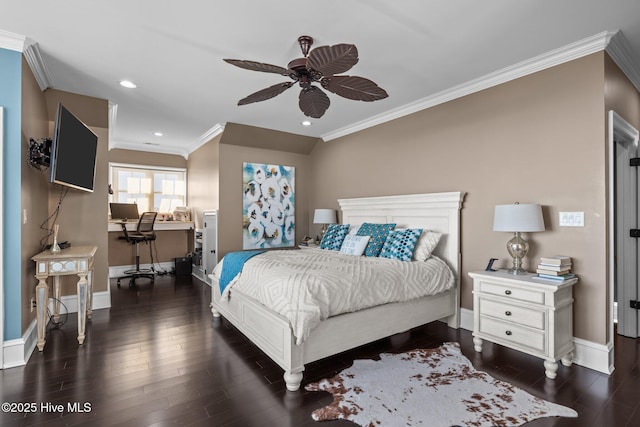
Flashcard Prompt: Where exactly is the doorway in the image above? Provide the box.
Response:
[609,110,639,343]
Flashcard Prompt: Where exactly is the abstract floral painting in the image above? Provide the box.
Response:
[242,162,295,249]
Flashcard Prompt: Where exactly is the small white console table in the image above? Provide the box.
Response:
[31,245,97,351]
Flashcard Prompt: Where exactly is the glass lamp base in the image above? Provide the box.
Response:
[508,265,528,275]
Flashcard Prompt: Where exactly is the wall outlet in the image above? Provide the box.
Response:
[30,297,36,312]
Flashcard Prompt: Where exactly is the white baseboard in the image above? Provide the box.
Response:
[460,307,474,331]
[56,290,111,314]
[109,262,173,278]
[459,307,613,375]
[3,318,38,369]
[2,291,112,369]
[573,337,615,375]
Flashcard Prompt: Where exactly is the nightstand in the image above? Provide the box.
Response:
[298,244,318,249]
[468,270,577,379]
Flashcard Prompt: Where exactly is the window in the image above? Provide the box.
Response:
[109,163,187,215]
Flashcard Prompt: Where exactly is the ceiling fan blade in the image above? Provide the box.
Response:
[299,86,330,118]
[224,59,290,75]
[321,75,388,102]
[238,82,294,105]
[307,44,359,76]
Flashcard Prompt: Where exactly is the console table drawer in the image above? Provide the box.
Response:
[478,298,545,330]
[479,316,545,353]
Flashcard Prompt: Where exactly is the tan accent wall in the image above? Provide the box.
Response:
[187,124,316,258]
[309,53,608,344]
[21,57,51,332]
[19,82,110,330]
[187,134,221,228]
[108,229,192,266]
[218,144,311,258]
[217,125,315,258]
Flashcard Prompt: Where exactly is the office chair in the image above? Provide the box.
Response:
[116,211,157,287]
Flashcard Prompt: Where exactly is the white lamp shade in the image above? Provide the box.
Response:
[493,203,545,232]
[313,208,337,224]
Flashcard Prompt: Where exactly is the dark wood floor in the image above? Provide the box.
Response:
[1,275,639,427]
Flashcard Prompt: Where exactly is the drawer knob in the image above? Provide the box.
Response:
[505,330,512,336]
[505,290,512,295]
[505,311,512,316]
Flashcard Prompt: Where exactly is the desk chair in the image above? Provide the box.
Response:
[116,212,157,287]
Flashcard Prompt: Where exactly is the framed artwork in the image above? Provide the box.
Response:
[242,162,295,249]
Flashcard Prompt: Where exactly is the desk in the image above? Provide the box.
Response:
[31,245,97,351]
[107,220,194,232]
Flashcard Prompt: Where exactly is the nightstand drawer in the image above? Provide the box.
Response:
[479,316,545,353]
[479,298,545,330]
[479,281,545,304]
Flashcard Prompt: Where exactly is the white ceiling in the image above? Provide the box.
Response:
[2,1,640,157]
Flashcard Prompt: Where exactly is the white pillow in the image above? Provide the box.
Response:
[340,235,370,256]
[412,230,443,261]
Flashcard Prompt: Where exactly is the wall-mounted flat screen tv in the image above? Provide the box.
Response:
[49,103,98,192]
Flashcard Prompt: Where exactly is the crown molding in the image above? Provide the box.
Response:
[23,42,53,91]
[109,140,190,159]
[185,123,226,155]
[322,31,616,142]
[0,29,27,52]
[605,30,640,93]
[1,30,53,90]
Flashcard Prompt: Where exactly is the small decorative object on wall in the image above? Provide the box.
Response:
[243,162,295,249]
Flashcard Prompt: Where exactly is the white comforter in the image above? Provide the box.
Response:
[213,248,454,345]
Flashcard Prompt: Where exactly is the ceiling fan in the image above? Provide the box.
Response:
[224,35,388,119]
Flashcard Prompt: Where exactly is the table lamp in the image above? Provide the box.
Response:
[313,208,337,237]
[493,202,545,274]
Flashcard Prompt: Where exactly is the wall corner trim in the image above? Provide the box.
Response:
[23,42,53,91]
[605,30,640,93]
[186,123,226,156]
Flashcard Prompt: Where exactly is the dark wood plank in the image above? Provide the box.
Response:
[0,274,638,426]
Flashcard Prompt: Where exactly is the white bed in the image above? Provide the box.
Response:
[209,191,465,391]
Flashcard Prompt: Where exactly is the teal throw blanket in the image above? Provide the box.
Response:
[219,250,266,294]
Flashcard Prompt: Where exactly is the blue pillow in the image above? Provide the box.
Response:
[319,224,350,250]
[379,229,423,261]
[356,223,396,257]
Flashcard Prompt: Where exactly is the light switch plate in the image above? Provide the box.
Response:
[559,212,584,227]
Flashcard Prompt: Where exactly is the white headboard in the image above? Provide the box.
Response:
[337,192,465,278]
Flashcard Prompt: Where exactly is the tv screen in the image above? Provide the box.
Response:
[49,103,98,192]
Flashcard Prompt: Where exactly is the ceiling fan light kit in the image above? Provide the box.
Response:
[224,35,388,118]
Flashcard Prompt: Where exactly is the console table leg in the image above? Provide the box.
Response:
[77,273,88,345]
[87,269,93,319]
[35,278,49,351]
[53,276,61,323]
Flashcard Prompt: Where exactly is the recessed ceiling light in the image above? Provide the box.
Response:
[153,132,163,137]
[119,80,137,89]
[301,120,312,126]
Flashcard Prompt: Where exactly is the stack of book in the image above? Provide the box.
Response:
[534,255,576,283]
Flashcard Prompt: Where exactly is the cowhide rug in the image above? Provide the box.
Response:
[305,342,577,427]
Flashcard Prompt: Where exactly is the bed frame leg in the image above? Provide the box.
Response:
[212,308,221,318]
[283,371,303,391]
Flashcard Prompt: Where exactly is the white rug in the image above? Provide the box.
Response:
[305,342,577,427]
